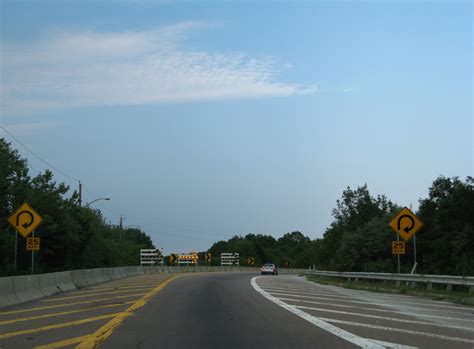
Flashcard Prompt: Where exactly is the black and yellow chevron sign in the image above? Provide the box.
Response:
[285,260,291,268]
[247,256,255,266]
[205,252,212,262]
[169,254,178,265]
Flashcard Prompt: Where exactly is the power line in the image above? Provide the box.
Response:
[1,128,232,242]
[0,125,80,182]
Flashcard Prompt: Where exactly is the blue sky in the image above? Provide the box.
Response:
[1,0,472,253]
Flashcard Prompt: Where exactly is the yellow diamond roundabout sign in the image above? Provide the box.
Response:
[389,207,423,241]
[7,202,43,238]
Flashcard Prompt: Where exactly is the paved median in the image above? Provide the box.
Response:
[0,274,179,349]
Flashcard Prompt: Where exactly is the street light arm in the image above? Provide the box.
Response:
[85,197,110,207]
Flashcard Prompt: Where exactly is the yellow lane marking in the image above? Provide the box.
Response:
[41,287,154,302]
[0,293,147,316]
[67,282,156,294]
[0,313,121,339]
[91,278,161,288]
[0,301,135,326]
[77,275,181,349]
[35,335,91,349]
[77,280,160,289]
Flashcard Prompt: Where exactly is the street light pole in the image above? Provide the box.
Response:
[85,197,110,207]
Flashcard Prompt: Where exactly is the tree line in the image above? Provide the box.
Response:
[0,139,154,276]
[2,138,472,276]
[207,177,473,276]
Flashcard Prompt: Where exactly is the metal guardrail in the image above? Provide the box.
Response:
[303,270,474,292]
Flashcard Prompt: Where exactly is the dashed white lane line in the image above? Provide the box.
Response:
[277,297,474,323]
[370,340,418,349]
[317,317,474,344]
[251,276,385,349]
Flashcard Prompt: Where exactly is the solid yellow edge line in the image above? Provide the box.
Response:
[35,335,91,349]
[76,275,182,349]
[0,313,121,340]
[0,292,148,315]
[0,301,135,326]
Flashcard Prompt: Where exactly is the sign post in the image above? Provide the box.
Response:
[31,230,34,274]
[14,231,18,272]
[397,235,400,274]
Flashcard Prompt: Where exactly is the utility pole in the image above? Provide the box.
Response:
[78,180,82,207]
[119,214,123,240]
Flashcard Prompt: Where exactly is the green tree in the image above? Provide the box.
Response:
[417,176,474,275]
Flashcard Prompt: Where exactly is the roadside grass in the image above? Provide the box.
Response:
[304,275,474,306]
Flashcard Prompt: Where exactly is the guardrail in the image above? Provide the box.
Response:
[303,270,474,293]
[0,266,304,309]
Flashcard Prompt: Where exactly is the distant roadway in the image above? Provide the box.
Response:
[0,272,473,348]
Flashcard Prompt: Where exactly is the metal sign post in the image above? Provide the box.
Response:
[413,235,417,273]
[31,230,35,274]
[397,234,400,274]
[14,231,18,272]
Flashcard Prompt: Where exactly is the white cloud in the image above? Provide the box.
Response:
[0,122,62,137]
[1,22,315,116]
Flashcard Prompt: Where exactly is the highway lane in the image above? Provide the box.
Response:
[1,272,473,348]
[104,273,474,349]
[102,272,357,348]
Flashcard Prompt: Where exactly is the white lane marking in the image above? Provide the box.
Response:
[370,339,418,349]
[266,291,473,317]
[278,297,474,323]
[263,286,472,311]
[261,286,338,296]
[294,305,474,332]
[318,317,474,344]
[278,297,360,309]
[299,281,474,310]
[251,276,384,349]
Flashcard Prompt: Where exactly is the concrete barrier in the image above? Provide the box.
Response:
[54,271,76,292]
[13,275,44,303]
[143,266,158,274]
[38,272,60,297]
[71,269,88,288]
[0,265,303,309]
[91,268,105,284]
[0,276,19,308]
[105,267,122,280]
[99,268,112,282]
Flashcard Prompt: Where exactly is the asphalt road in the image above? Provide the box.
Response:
[1,272,473,348]
[102,272,356,349]
[0,274,174,349]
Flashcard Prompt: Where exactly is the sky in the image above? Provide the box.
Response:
[1,0,472,254]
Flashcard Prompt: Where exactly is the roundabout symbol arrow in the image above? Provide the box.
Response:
[397,214,415,233]
[16,210,35,229]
